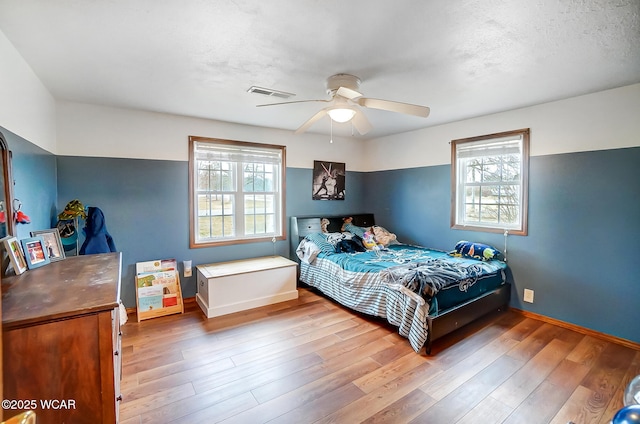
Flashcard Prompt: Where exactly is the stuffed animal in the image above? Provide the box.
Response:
[341,217,367,238]
[371,225,397,247]
[450,240,500,261]
[320,218,330,233]
[361,229,380,250]
[340,217,353,232]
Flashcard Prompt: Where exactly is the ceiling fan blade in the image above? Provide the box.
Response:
[357,97,430,117]
[351,110,372,135]
[294,108,329,134]
[335,86,363,100]
[257,99,331,107]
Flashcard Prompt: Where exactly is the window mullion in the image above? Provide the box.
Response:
[235,162,244,237]
[458,160,467,224]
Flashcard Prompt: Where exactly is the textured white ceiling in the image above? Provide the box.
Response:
[0,0,638,139]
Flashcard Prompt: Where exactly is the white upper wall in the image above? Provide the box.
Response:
[0,29,56,153]
[363,84,640,172]
[56,101,368,171]
[58,83,640,172]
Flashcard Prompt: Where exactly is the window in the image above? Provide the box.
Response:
[451,128,529,235]
[189,136,286,247]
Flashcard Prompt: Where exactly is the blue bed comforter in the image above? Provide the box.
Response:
[322,244,506,299]
[299,243,507,352]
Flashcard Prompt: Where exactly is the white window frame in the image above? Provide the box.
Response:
[451,128,529,236]
[189,136,286,248]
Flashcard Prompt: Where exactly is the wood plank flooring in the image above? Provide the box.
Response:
[120,288,640,424]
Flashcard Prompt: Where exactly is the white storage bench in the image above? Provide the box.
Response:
[195,256,298,318]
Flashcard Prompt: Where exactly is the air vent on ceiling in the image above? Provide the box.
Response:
[247,86,294,99]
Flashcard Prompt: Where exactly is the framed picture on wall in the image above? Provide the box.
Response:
[312,160,345,200]
[21,236,51,269]
[31,229,66,262]
[2,236,28,275]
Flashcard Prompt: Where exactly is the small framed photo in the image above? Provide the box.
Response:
[2,236,28,275]
[31,229,66,262]
[21,236,51,269]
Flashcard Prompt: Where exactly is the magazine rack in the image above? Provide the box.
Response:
[135,258,184,322]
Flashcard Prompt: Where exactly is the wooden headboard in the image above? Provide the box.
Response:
[289,214,375,262]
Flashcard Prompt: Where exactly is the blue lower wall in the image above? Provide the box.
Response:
[0,127,57,240]
[56,157,367,306]
[4,128,638,345]
[366,147,640,344]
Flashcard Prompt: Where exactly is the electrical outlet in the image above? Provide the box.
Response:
[523,289,534,303]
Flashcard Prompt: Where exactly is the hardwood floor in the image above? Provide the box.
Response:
[120,288,640,424]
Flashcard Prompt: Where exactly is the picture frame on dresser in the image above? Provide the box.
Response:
[30,228,65,262]
[21,236,50,269]
[2,235,28,275]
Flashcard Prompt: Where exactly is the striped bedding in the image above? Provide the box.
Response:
[298,244,507,352]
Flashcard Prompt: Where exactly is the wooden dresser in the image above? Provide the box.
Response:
[2,252,122,423]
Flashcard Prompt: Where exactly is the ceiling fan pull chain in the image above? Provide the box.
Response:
[330,119,334,144]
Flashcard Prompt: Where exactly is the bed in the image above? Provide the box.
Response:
[290,214,510,354]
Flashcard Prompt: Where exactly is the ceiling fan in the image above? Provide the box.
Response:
[256,74,430,135]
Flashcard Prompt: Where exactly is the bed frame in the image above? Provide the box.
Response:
[289,214,510,354]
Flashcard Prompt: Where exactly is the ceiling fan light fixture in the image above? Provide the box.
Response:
[327,108,356,123]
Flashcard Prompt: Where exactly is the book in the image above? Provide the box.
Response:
[138,295,163,311]
[136,258,177,275]
[137,270,177,286]
[137,285,163,297]
[137,270,178,295]
[163,294,178,307]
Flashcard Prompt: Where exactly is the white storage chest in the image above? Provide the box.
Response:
[196,256,298,318]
